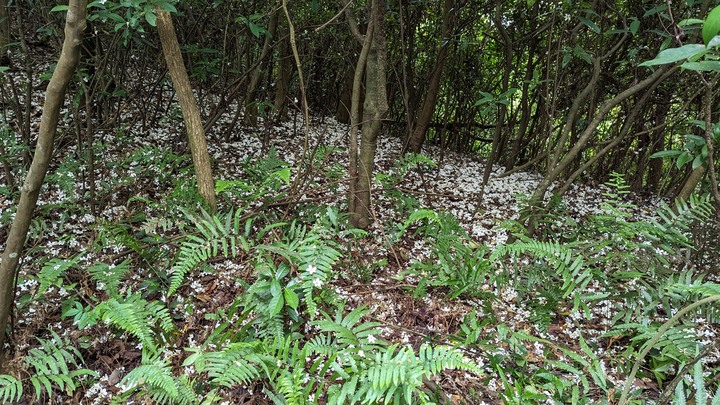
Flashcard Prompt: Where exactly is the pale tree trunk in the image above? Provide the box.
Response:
[0,0,87,354]
[156,8,217,213]
[402,0,455,154]
[347,0,387,229]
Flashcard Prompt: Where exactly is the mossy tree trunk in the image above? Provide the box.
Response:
[0,0,87,355]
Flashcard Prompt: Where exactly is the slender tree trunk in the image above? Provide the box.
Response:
[244,3,280,127]
[0,0,9,64]
[156,7,217,213]
[335,67,354,124]
[676,166,706,202]
[347,0,387,229]
[0,0,87,355]
[402,0,455,154]
[273,25,292,121]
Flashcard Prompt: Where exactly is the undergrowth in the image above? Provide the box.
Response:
[2,146,719,404]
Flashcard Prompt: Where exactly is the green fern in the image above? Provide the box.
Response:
[329,343,479,404]
[0,374,23,404]
[7,330,99,402]
[36,256,80,295]
[491,237,586,298]
[169,208,251,295]
[184,341,267,388]
[87,260,131,297]
[670,356,720,405]
[93,293,175,351]
[116,356,198,405]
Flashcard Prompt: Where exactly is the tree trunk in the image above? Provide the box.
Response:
[347,0,387,229]
[402,0,455,154]
[156,7,217,213]
[0,0,9,64]
[273,26,292,121]
[244,4,280,127]
[675,166,706,202]
[0,0,87,355]
[335,67,354,124]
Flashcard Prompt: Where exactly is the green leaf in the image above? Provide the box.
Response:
[639,44,706,66]
[676,151,693,169]
[681,61,720,71]
[703,5,720,45]
[630,18,640,35]
[692,154,704,169]
[574,46,593,64]
[284,288,299,310]
[50,5,69,12]
[578,16,600,33]
[679,18,704,27]
[144,10,157,27]
[270,278,282,297]
[155,1,178,14]
[650,150,682,159]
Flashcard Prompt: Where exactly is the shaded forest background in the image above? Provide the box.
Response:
[3,0,719,204]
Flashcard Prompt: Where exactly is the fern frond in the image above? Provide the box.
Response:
[492,238,586,297]
[87,260,131,297]
[0,374,23,404]
[36,256,80,295]
[198,343,265,387]
[169,209,250,295]
[120,358,183,404]
[24,331,97,401]
[94,293,175,351]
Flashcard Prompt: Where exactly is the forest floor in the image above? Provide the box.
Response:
[1,71,720,403]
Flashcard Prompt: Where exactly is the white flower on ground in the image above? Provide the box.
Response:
[312,278,323,288]
[306,264,317,274]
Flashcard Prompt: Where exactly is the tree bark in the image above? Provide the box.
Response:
[527,65,671,229]
[347,0,387,229]
[156,7,217,213]
[273,24,292,121]
[0,0,9,64]
[244,3,280,127]
[402,0,455,154]
[0,0,87,354]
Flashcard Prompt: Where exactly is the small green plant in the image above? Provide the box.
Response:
[93,292,176,353]
[113,353,197,405]
[0,331,98,403]
[396,209,493,299]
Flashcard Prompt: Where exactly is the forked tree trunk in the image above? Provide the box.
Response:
[348,0,387,229]
[0,0,87,355]
[156,7,217,213]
